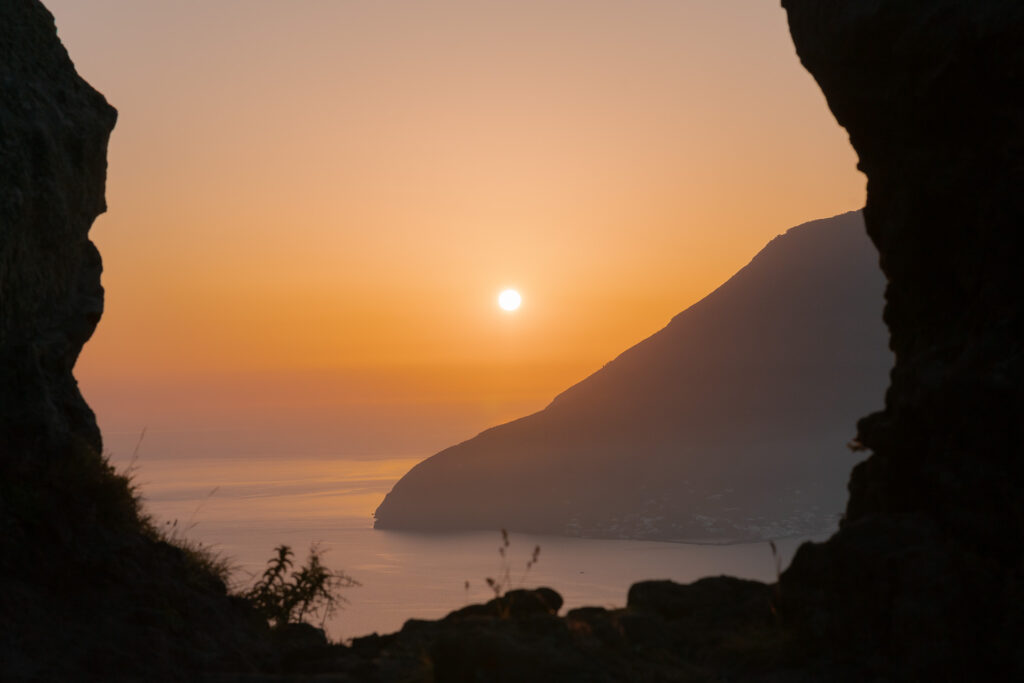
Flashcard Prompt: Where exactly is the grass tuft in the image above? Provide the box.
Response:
[483,528,541,599]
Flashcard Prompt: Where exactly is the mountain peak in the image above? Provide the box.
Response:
[374,210,891,542]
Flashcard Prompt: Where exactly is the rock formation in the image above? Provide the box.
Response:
[778,1,1024,678]
[375,211,891,542]
[0,3,273,680]
[0,0,113,458]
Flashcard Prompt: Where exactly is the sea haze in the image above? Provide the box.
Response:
[115,452,822,641]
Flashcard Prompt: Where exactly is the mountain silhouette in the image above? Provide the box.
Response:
[374,211,891,541]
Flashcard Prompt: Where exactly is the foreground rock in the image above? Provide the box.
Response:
[376,211,891,542]
[778,0,1024,679]
[208,584,802,683]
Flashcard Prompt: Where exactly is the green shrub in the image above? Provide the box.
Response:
[244,544,359,628]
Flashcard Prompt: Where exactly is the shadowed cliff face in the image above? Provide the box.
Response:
[786,0,1024,556]
[0,5,281,681]
[0,0,116,457]
[780,1,1024,678]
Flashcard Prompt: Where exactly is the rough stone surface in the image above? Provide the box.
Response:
[0,0,114,458]
[0,4,274,681]
[779,0,1024,679]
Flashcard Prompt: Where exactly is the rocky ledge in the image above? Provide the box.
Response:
[210,582,806,683]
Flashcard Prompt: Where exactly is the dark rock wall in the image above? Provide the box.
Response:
[0,4,279,681]
[781,1,1024,677]
[0,0,115,458]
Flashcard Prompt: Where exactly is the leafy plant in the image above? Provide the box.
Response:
[244,544,360,628]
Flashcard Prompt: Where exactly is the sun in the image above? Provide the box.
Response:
[498,289,522,311]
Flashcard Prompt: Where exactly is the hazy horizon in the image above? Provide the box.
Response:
[46,0,864,464]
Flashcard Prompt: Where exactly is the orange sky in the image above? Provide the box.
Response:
[46,0,864,461]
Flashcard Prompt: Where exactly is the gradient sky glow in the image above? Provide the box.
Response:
[45,0,864,460]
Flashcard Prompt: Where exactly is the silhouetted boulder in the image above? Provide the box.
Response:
[445,587,564,620]
[376,211,891,541]
[628,576,771,625]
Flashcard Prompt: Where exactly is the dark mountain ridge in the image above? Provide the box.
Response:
[375,210,892,541]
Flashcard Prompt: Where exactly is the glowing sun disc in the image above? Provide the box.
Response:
[498,289,522,311]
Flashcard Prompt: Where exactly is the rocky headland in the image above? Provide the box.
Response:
[374,210,891,543]
[2,0,1022,680]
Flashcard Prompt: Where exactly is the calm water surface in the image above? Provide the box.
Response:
[119,454,828,641]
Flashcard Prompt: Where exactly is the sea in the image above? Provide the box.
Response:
[115,453,829,642]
